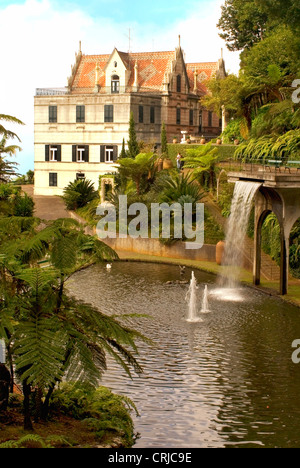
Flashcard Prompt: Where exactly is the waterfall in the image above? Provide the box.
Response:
[221,181,261,288]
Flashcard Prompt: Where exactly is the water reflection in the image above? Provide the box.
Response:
[67,262,300,448]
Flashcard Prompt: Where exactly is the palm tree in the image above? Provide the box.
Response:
[159,172,205,211]
[0,134,21,182]
[0,114,24,141]
[62,179,98,210]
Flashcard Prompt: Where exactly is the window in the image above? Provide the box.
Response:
[150,106,155,124]
[76,105,85,123]
[49,173,57,187]
[176,75,181,93]
[45,145,61,162]
[139,105,144,123]
[199,111,203,133]
[114,61,117,68]
[105,146,114,162]
[176,107,181,125]
[100,145,118,163]
[111,75,120,93]
[104,105,114,122]
[189,109,194,126]
[72,145,89,162]
[208,111,213,127]
[49,106,57,123]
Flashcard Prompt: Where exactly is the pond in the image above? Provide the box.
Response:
[67,261,300,448]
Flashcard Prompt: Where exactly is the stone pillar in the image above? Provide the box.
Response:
[253,191,270,287]
[280,230,289,296]
[253,214,263,286]
[221,105,229,134]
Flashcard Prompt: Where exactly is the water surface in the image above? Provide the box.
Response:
[67,262,300,448]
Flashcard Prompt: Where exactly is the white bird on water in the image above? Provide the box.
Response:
[106,264,112,270]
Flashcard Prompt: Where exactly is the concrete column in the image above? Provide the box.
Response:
[280,230,289,296]
[253,214,263,286]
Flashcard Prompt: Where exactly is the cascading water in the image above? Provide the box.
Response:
[220,181,262,290]
[186,271,202,322]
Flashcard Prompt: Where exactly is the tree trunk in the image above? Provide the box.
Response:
[0,364,10,412]
[23,381,33,430]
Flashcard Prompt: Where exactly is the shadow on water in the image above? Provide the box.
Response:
[67,261,300,448]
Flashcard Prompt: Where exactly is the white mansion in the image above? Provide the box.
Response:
[34,41,226,195]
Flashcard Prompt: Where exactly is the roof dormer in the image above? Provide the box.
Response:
[104,48,131,90]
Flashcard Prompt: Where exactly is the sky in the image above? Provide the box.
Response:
[0,0,241,175]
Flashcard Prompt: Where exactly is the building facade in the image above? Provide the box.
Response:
[34,42,226,195]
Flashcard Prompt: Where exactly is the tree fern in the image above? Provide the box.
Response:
[14,315,66,388]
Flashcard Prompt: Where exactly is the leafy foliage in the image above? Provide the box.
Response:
[62,179,98,210]
[159,172,204,209]
[115,153,157,195]
[0,216,146,432]
[234,130,300,162]
[183,144,221,190]
[50,382,138,447]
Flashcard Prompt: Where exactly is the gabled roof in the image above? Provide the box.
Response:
[186,62,220,95]
[70,48,221,95]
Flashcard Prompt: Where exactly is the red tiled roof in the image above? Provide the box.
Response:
[71,49,219,94]
[186,63,219,94]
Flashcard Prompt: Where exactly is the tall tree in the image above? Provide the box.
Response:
[119,138,127,159]
[161,122,168,155]
[217,0,268,51]
[127,112,139,159]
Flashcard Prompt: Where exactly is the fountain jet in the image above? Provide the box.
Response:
[201,285,210,313]
[186,272,202,322]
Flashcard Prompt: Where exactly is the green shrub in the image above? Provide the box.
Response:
[63,179,98,210]
[13,193,35,217]
[221,118,244,144]
[50,382,138,447]
[0,183,20,201]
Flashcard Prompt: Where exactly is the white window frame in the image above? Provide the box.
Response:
[77,146,86,162]
[105,146,114,163]
[49,146,58,162]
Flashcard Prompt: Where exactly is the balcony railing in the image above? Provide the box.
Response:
[36,86,164,96]
[36,88,69,96]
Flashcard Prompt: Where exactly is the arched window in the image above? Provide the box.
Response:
[111,75,120,93]
[176,74,181,93]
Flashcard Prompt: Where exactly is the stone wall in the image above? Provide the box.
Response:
[101,235,216,262]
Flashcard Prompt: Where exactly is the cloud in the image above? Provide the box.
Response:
[0,0,240,173]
